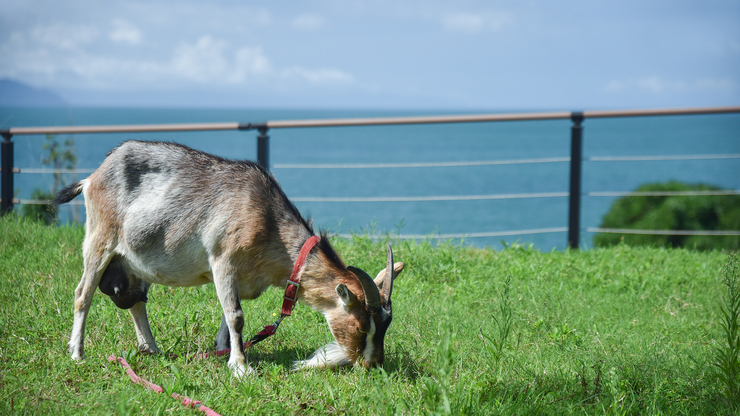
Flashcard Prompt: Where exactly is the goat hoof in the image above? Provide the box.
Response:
[230,363,256,378]
[70,347,84,361]
[137,344,161,355]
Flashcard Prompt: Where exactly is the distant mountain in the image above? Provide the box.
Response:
[0,79,68,107]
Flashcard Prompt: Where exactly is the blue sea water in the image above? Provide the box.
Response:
[2,107,739,251]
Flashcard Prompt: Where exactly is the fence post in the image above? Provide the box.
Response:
[1,131,14,215]
[257,126,270,171]
[568,112,584,249]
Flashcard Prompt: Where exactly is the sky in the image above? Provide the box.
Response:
[1,0,739,110]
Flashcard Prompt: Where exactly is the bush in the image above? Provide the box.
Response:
[18,134,78,225]
[594,181,740,251]
[19,188,57,225]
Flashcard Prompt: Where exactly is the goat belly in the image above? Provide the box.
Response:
[114,235,213,287]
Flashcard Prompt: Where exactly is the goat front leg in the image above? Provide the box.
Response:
[212,261,253,377]
[129,300,160,354]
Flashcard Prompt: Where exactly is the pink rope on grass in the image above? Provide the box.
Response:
[106,237,317,414]
[108,355,222,416]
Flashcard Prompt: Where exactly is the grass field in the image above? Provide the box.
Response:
[0,215,736,415]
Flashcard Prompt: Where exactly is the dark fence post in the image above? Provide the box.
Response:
[257,127,270,171]
[1,131,14,215]
[568,112,584,249]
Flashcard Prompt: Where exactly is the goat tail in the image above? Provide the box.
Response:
[55,180,85,205]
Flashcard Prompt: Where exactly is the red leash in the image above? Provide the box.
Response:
[108,355,222,416]
[189,235,320,359]
[109,236,320,414]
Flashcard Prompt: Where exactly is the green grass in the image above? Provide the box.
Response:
[0,215,735,415]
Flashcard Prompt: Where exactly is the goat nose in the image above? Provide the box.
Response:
[358,356,380,369]
[366,354,384,368]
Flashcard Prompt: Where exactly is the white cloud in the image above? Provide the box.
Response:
[164,36,354,87]
[442,11,514,34]
[281,67,354,85]
[292,14,325,31]
[0,28,353,91]
[444,13,484,33]
[695,78,737,92]
[109,19,142,45]
[233,47,272,78]
[165,36,354,87]
[603,77,738,94]
[30,24,98,51]
[602,80,626,93]
[172,36,234,83]
[171,36,274,84]
[637,77,668,93]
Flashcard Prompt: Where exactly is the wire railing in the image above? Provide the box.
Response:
[587,153,740,162]
[273,156,571,169]
[2,105,740,247]
[337,227,570,240]
[586,228,740,236]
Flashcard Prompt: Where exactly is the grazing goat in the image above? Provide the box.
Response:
[56,140,404,376]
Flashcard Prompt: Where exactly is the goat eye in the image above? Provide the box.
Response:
[357,327,368,334]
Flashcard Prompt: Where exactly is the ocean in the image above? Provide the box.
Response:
[2,107,739,251]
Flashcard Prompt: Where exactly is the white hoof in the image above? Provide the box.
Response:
[230,362,256,378]
[138,343,161,355]
[69,345,84,361]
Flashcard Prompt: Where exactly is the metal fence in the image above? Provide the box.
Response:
[2,106,740,249]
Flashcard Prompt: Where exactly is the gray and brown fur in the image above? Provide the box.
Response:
[58,140,404,376]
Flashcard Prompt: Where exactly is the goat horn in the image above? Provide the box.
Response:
[347,266,382,310]
[382,245,394,302]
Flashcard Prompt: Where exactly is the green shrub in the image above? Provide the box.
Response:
[594,181,740,251]
[19,188,57,225]
[18,134,79,225]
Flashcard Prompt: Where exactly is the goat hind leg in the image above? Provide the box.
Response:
[69,244,112,360]
[214,314,230,352]
[128,293,160,354]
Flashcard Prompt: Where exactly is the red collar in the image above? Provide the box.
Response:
[281,235,320,316]
[243,235,320,348]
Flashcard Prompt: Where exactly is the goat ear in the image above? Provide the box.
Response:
[347,266,382,309]
[371,245,402,302]
[374,262,405,289]
[335,284,356,308]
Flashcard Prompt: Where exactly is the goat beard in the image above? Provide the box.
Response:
[292,341,353,370]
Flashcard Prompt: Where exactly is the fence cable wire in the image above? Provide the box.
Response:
[12,189,739,205]
[587,153,740,162]
[290,192,569,202]
[336,227,569,239]
[274,157,570,169]
[588,190,740,197]
[587,228,740,236]
[14,153,738,174]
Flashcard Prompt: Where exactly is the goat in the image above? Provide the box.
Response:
[56,140,404,376]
